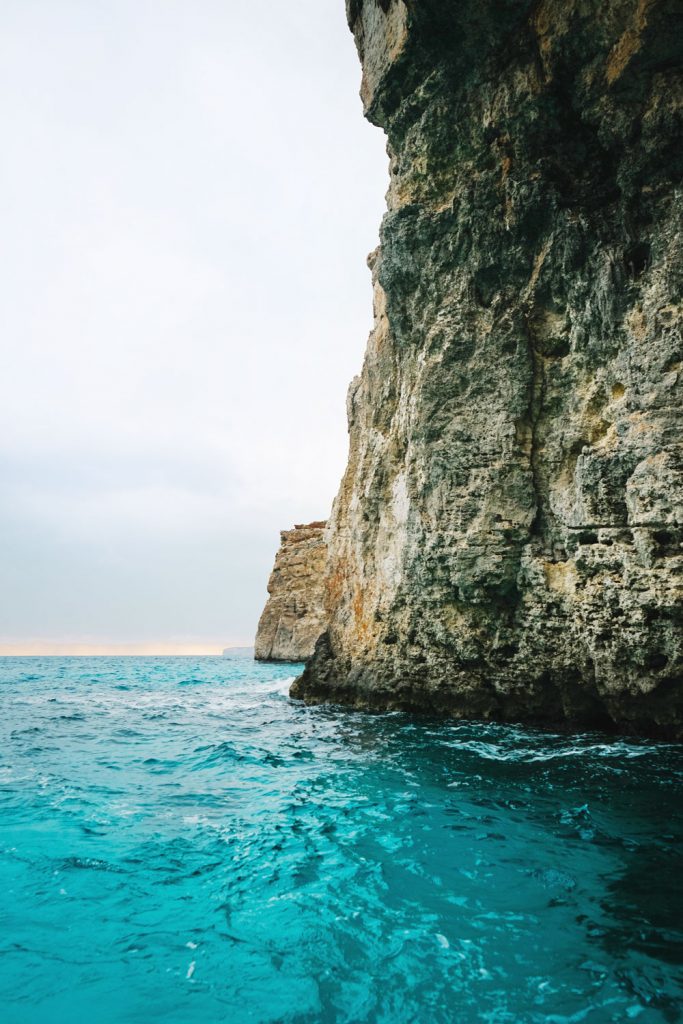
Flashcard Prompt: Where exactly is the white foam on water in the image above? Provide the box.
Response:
[274,677,296,698]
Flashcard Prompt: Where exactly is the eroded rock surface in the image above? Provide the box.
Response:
[255,523,328,662]
[292,0,683,735]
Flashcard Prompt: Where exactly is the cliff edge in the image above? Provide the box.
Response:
[292,0,683,736]
[255,523,328,662]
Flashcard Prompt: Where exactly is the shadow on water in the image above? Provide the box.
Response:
[595,838,683,1021]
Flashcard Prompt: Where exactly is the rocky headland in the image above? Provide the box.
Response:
[283,0,682,736]
[255,523,328,662]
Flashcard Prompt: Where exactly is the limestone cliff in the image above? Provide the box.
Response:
[292,0,683,736]
[255,523,328,662]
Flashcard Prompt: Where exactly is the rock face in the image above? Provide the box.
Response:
[292,0,683,736]
[255,523,328,662]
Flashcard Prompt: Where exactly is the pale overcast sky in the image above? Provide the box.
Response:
[0,0,387,654]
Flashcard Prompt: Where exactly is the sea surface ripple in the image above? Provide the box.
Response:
[1,656,681,1023]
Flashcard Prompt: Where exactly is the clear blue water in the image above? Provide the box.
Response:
[1,656,681,1024]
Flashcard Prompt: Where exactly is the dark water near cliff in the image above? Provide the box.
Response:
[1,656,681,1023]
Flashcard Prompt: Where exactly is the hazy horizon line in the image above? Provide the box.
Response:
[0,642,254,657]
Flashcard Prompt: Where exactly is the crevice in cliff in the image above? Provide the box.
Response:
[521,300,550,542]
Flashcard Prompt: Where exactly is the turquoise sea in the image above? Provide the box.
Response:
[1,656,681,1023]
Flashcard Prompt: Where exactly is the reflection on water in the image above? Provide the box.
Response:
[0,656,681,1023]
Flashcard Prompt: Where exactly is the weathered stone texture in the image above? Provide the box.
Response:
[255,523,328,662]
[292,0,683,735]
